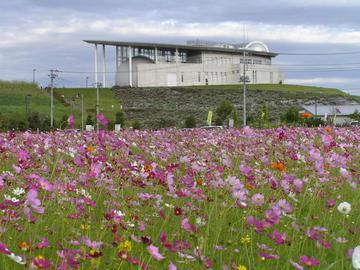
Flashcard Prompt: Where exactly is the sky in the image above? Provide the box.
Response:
[1,0,360,95]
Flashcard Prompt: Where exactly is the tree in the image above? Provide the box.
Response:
[59,114,69,129]
[233,110,239,128]
[86,115,94,126]
[132,120,141,130]
[41,117,52,131]
[27,112,42,130]
[256,102,269,127]
[184,115,196,128]
[215,100,234,125]
[281,107,300,124]
[115,111,126,127]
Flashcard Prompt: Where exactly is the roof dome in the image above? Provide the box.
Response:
[245,41,269,52]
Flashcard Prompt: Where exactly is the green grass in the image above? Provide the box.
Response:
[1,81,359,129]
[0,81,71,123]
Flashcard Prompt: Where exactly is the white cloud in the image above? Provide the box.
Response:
[2,17,360,49]
[286,77,360,84]
[283,0,360,6]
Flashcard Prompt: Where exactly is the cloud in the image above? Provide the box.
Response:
[286,77,360,85]
[283,0,360,6]
[2,18,360,50]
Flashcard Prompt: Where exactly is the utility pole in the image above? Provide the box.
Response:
[96,82,100,131]
[49,70,58,128]
[81,94,84,131]
[32,69,36,84]
[242,50,247,127]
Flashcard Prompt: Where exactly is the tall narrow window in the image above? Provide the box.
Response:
[181,72,184,83]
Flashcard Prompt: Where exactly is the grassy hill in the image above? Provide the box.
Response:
[0,81,72,126]
[0,81,359,129]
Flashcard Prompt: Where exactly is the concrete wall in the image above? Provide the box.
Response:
[116,52,281,87]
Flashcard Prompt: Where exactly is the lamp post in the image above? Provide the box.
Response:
[240,50,249,127]
[32,69,36,84]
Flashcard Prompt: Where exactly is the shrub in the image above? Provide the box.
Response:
[184,115,196,128]
[115,111,126,127]
[27,112,42,130]
[86,115,95,126]
[216,100,234,125]
[132,120,141,130]
[281,107,300,124]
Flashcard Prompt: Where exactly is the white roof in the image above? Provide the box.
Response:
[302,104,360,116]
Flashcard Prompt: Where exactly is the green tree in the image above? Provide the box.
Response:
[115,111,126,127]
[215,100,234,125]
[281,107,300,124]
[86,115,94,126]
[233,110,239,128]
[27,112,42,130]
[184,115,196,128]
[132,120,141,130]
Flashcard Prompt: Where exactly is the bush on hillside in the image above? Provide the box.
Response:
[115,111,126,127]
[215,100,234,125]
[27,112,42,130]
[86,115,95,126]
[132,120,141,130]
[281,107,301,124]
[184,115,196,128]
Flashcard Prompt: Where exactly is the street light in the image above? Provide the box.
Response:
[32,69,36,84]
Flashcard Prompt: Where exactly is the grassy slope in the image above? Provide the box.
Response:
[0,81,70,123]
[1,81,359,128]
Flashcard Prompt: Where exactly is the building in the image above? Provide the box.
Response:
[84,39,282,88]
[302,104,360,125]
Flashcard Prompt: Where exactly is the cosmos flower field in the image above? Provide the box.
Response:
[0,127,359,269]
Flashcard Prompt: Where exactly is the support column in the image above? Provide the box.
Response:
[116,46,119,73]
[175,48,179,64]
[128,46,132,87]
[102,45,106,88]
[115,46,119,85]
[94,44,98,86]
[155,47,158,63]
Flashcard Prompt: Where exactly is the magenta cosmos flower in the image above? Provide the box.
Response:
[147,245,165,261]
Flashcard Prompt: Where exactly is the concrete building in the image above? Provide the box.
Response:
[84,39,282,87]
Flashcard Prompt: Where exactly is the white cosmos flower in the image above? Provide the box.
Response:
[337,202,352,215]
[12,187,25,196]
[7,253,26,265]
[353,246,360,270]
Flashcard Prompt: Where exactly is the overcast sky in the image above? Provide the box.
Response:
[1,0,360,95]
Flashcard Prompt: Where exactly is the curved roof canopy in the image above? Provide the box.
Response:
[245,41,270,53]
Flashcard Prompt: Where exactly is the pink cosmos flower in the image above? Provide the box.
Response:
[67,115,75,129]
[169,261,177,270]
[269,230,289,245]
[36,238,50,249]
[147,245,165,261]
[96,113,109,127]
[299,256,320,267]
[251,193,265,206]
[24,189,44,221]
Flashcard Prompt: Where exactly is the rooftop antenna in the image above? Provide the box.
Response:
[243,24,246,45]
